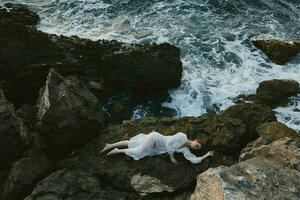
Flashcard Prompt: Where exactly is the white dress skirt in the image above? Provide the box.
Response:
[125,131,204,164]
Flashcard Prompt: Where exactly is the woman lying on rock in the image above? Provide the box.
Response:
[101,131,214,164]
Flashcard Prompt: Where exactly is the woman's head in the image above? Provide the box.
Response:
[189,139,203,150]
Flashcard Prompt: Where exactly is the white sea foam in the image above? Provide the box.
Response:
[3,0,300,131]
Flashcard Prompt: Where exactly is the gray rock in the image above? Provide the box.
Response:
[190,156,300,200]
[130,173,174,195]
[36,68,105,157]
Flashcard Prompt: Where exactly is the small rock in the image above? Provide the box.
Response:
[131,173,174,195]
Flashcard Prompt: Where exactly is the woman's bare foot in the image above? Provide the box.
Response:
[100,143,111,154]
[106,148,119,156]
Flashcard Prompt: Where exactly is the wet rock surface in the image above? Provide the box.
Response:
[251,36,300,65]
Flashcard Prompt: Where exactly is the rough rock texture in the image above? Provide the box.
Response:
[245,79,300,108]
[0,88,25,170]
[25,104,276,199]
[130,173,174,195]
[220,103,276,139]
[255,121,299,144]
[0,14,182,107]
[240,121,300,169]
[24,168,138,200]
[240,137,300,170]
[251,36,300,65]
[2,148,52,200]
[0,3,40,25]
[190,156,300,200]
[36,69,105,157]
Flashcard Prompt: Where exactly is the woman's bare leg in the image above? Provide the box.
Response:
[106,148,127,156]
[101,140,129,153]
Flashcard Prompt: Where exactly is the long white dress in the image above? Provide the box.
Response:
[125,131,204,164]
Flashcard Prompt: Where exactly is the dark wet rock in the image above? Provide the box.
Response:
[220,103,276,140]
[2,148,52,200]
[251,36,300,65]
[245,79,300,108]
[0,88,26,170]
[24,168,139,200]
[190,156,300,200]
[36,69,105,157]
[0,3,40,25]
[3,63,86,108]
[0,16,182,107]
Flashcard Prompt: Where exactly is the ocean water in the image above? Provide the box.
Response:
[2,0,300,131]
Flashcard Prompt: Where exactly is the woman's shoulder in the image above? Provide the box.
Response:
[174,132,188,139]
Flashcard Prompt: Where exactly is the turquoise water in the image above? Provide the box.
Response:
[2,0,300,131]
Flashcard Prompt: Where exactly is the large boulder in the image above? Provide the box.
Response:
[36,68,105,157]
[25,113,254,199]
[245,79,300,108]
[251,36,300,65]
[190,156,300,200]
[0,88,25,170]
[240,137,300,171]
[255,121,298,144]
[0,3,40,25]
[2,148,52,200]
[220,103,276,139]
[239,121,300,170]
[0,8,182,106]
[24,168,139,200]
[102,115,249,156]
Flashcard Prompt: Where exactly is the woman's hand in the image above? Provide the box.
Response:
[171,157,178,164]
[169,153,178,164]
[208,150,214,157]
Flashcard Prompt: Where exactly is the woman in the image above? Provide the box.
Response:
[101,131,214,164]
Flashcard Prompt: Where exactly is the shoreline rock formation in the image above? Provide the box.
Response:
[0,3,299,200]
